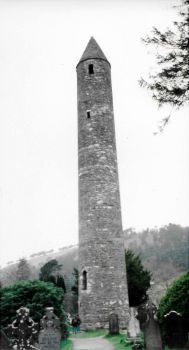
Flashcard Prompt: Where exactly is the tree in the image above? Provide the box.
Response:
[140,0,189,130]
[16,258,31,281]
[39,259,62,281]
[0,280,65,329]
[158,272,189,321]
[56,275,66,293]
[125,249,151,307]
[39,259,66,293]
[158,272,189,342]
[71,268,78,295]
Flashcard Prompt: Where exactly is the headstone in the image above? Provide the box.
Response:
[138,300,162,350]
[6,306,38,350]
[128,307,140,338]
[164,310,188,348]
[39,308,61,350]
[109,313,119,335]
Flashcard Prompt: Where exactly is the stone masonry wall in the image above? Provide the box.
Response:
[77,57,129,329]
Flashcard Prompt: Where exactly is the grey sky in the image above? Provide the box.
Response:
[0,0,188,267]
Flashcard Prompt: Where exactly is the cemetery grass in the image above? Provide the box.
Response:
[61,338,73,350]
[105,334,132,350]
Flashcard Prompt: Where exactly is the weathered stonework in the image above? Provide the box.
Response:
[77,37,129,329]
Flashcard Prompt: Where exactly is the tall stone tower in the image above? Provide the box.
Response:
[77,37,129,329]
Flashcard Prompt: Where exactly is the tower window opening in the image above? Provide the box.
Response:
[82,270,87,290]
[88,64,94,74]
[87,110,91,118]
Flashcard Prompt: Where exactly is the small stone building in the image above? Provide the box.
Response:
[77,37,129,329]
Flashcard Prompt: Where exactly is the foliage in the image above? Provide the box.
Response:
[106,333,133,350]
[61,338,73,350]
[71,268,78,295]
[158,272,189,344]
[39,259,66,293]
[125,250,151,307]
[16,258,31,281]
[0,280,64,330]
[39,259,62,281]
[0,265,18,287]
[158,272,189,321]
[124,224,189,282]
[140,0,189,130]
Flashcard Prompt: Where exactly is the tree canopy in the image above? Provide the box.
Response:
[39,259,66,293]
[0,280,64,329]
[125,249,151,307]
[140,0,189,130]
[16,258,31,281]
[158,272,189,343]
[39,259,62,281]
[158,272,189,321]
[71,268,78,295]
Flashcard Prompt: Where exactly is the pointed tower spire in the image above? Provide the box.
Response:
[77,37,110,67]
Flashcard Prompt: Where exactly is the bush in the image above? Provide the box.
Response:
[158,272,189,321]
[0,280,67,338]
[158,272,189,343]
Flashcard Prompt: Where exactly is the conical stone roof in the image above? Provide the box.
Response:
[77,37,110,66]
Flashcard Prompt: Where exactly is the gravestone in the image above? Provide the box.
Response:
[138,300,162,350]
[109,313,119,335]
[164,310,188,348]
[6,306,38,350]
[39,307,61,350]
[128,307,140,338]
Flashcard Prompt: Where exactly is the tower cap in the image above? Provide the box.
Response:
[77,37,110,67]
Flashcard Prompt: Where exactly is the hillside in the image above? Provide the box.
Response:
[0,245,78,289]
[1,224,188,294]
[123,223,188,282]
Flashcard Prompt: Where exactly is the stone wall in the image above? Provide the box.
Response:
[77,44,129,329]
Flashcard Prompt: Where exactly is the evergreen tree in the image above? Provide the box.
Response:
[71,268,78,295]
[125,249,151,307]
[39,259,62,281]
[140,0,189,130]
[56,275,66,293]
[16,258,31,281]
[39,259,66,293]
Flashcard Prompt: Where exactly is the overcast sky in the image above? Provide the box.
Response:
[0,0,188,267]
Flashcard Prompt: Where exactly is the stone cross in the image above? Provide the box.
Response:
[128,307,140,339]
[40,307,60,330]
[39,308,61,350]
[7,307,38,350]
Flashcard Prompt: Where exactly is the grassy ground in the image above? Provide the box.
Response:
[61,338,73,350]
[105,334,133,350]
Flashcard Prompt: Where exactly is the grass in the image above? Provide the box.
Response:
[61,338,73,350]
[105,333,133,350]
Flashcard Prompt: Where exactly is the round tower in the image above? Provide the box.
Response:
[77,37,129,329]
